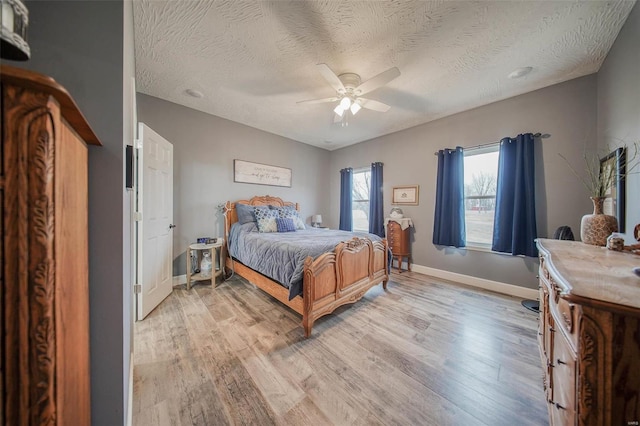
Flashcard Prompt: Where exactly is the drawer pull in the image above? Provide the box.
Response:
[549,326,556,333]
[557,358,566,365]
[548,400,565,410]
[538,332,543,336]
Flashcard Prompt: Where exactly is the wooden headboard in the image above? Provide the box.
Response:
[224,195,300,240]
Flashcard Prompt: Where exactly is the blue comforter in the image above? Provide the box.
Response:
[228,222,381,299]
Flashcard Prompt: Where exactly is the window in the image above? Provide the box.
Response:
[464,145,499,247]
[352,168,370,232]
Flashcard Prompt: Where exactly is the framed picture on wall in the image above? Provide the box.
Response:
[392,185,419,205]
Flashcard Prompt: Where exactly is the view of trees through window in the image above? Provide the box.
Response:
[352,169,370,231]
[464,147,499,246]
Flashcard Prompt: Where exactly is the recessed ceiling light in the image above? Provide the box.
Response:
[185,89,204,98]
[508,67,533,79]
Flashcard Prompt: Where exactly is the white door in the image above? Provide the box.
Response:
[137,123,174,320]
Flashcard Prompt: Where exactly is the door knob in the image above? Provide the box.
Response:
[169,224,177,229]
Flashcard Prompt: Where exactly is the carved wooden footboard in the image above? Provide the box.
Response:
[223,196,389,337]
[302,237,388,337]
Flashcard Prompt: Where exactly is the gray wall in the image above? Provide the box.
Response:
[329,75,598,289]
[137,94,332,275]
[6,1,131,424]
[597,1,640,236]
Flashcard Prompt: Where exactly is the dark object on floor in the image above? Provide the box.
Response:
[521,299,540,313]
[553,225,575,241]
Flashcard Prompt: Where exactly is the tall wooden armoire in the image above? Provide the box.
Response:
[1,65,101,425]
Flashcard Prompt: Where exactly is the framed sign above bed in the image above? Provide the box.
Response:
[234,159,292,187]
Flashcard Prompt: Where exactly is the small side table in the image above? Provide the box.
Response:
[186,240,225,290]
[385,218,412,273]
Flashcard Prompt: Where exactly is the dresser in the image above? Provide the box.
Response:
[536,239,640,426]
[385,218,412,272]
[1,65,101,425]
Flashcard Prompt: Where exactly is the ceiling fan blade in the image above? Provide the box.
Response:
[359,98,391,112]
[355,67,400,95]
[317,63,345,94]
[297,97,339,105]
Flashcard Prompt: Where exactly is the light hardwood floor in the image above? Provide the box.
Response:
[133,271,548,425]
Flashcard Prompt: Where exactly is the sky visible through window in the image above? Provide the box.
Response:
[464,151,499,187]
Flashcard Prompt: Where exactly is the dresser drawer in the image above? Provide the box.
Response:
[548,280,579,351]
[549,332,577,425]
[390,243,402,252]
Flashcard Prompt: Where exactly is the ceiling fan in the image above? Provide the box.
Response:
[297,63,401,121]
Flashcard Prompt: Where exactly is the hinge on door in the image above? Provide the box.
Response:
[134,284,142,294]
[134,138,142,149]
[134,211,142,221]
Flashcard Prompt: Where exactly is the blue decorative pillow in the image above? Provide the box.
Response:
[276,207,305,230]
[254,206,279,232]
[236,203,256,224]
[276,218,296,232]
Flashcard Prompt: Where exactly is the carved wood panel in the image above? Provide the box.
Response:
[578,311,607,425]
[610,315,640,424]
[3,82,58,425]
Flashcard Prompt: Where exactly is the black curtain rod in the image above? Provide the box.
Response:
[433,133,549,155]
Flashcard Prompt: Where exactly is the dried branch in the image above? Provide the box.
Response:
[558,141,639,198]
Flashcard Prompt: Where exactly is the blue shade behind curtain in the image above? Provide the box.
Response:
[433,147,466,247]
[339,168,353,231]
[492,133,538,257]
[369,162,384,237]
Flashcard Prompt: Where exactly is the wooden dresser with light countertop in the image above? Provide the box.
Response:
[536,239,640,426]
[1,65,101,425]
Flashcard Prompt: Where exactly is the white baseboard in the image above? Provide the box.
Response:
[175,265,536,299]
[409,263,538,300]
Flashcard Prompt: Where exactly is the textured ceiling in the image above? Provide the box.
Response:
[133,0,635,150]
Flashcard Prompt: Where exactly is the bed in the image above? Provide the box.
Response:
[224,196,389,337]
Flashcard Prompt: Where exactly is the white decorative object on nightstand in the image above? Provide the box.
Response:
[186,240,225,289]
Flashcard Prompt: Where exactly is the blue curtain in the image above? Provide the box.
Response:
[369,162,384,237]
[339,168,353,231]
[433,147,466,247]
[492,133,538,256]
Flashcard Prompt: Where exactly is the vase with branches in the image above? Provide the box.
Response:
[559,141,639,246]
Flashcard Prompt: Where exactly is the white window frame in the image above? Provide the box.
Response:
[463,144,499,249]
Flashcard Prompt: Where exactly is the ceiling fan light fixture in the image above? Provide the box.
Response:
[334,105,345,117]
[339,96,351,109]
[350,102,361,115]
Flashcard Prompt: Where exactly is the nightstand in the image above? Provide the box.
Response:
[186,240,225,290]
[385,218,412,272]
